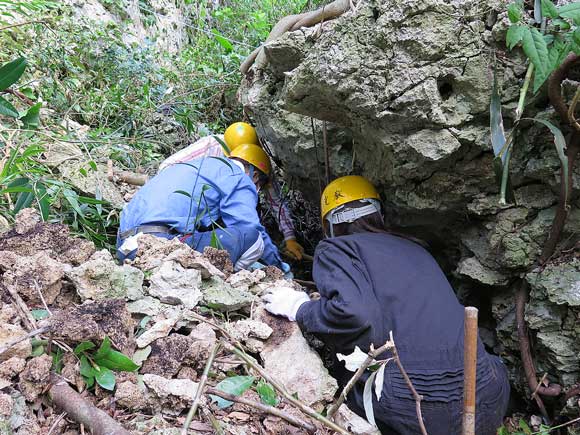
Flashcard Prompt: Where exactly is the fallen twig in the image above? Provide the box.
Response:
[106,161,148,186]
[46,412,67,435]
[206,387,316,432]
[327,340,394,419]
[221,340,351,435]
[0,326,49,357]
[182,343,221,435]
[2,283,37,331]
[49,376,131,435]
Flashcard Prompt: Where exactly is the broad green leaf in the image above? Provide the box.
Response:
[527,118,569,204]
[559,2,580,24]
[80,355,95,377]
[522,27,549,82]
[211,375,255,409]
[83,375,95,388]
[508,2,522,23]
[256,380,278,406]
[490,72,507,162]
[363,370,378,426]
[95,366,116,391]
[31,345,45,357]
[74,341,96,356]
[30,309,49,321]
[20,102,41,129]
[212,29,233,52]
[94,336,112,360]
[95,350,139,372]
[88,160,97,171]
[0,95,19,118]
[541,0,558,18]
[553,18,571,30]
[374,363,386,401]
[574,27,580,46]
[506,25,525,50]
[0,57,27,91]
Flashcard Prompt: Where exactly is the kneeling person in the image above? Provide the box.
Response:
[117,144,284,271]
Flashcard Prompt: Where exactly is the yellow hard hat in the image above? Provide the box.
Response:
[229,143,271,175]
[321,175,380,220]
[224,122,259,151]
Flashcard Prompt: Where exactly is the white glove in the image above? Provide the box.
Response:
[262,288,310,321]
[119,233,143,255]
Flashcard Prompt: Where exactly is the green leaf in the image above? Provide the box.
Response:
[256,380,278,406]
[0,57,27,91]
[553,18,571,29]
[94,336,112,360]
[173,189,192,198]
[0,95,19,118]
[35,182,49,221]
[212,135,231,154]
[212,29,233,52]
[363,369,379,426]
[210,376,254,409]
[80,355,96,377]
[541,0,558,18]
[95,366,116,391]
[31,309,49,321]
[506,25,525,50]
[20,102,41,129]
[574,27,580,46]
[508,2,522,23]
[88,160,97,171]
[522,27,549,80]
[95,350,139,372]
[527,118,569,205]
[519,419,532,435]
[83,374,95,388]
[74,341,96,356]
[14,191,34,214]
[559,2,580,24]
[31,345,45,357]
[490,71,507,162]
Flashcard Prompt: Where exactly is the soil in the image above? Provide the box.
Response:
[203,246,234,276]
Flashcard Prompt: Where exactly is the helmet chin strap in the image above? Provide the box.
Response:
[325,199,382,238]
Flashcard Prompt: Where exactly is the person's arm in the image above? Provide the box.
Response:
[296,242,372,353]
[219,172,283,267]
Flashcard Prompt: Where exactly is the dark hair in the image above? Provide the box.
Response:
[325,200,427,247]
[232,158,270,188]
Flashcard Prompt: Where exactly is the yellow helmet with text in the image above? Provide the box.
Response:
[321,175,380,220]
[224,122,259,151]
[229,143,271,175]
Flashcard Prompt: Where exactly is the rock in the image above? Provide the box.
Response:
[527,259,580,306]
[227,269,266,290]
[147,261,202,309]
[334,404,381,435]
[166,248,225,279]
[115,380,150,410]
[127,296,164,316]
[0,211,95,265]
[456,257,509,286]
[0,325,31,363]
[201,277,256,312]
[203,247,234,275]
[131,234,189,271]
[0,393,13,417]
[188,322,217,343]
[140,334,198,377]
[68,249,144,301]
[136,312,180,348]
[0,357,26,380]
[143,374,198,412]
[13,209,40,235]
[258,309,337,407]
[48,299,134,354]
[0,215,10,235]
[224,319,273,353]
[18,355,52,402]
[0,251,65,305]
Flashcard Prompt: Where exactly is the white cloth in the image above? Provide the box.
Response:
[234,234,265,271]
[118,233,144,255]
[262,287,310,321]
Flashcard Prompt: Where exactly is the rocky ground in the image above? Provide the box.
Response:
[0,208,379,435]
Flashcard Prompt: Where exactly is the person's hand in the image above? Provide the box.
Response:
[284,238,304,261]
[262,288,310,321]
[279,261,294,280]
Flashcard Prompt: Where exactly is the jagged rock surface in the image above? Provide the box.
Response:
[240,0,580,397]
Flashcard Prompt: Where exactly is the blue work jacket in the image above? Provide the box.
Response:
[119,157,282,267]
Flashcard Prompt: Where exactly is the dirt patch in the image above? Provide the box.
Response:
[203,247,234,276]
[263,266,284,281]
[48,299,135,354]
[257,309,294,347]
[18,355,52,401]
[140,334,199,377]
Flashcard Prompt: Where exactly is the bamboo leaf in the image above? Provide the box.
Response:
[0,57,27,91]
[0,95,19,118]
[363,370,378,426]
[490,74,507,162]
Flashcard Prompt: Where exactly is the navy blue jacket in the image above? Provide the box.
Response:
[297,232,496,403]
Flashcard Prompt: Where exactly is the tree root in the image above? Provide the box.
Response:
[240,0,350,74]
[49,376,131,435]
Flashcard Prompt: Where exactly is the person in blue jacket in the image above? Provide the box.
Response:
[117,144,288,272]
[263,176,510,435]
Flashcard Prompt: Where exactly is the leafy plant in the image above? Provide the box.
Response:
[209,375,279,408]
[74,337,139,391]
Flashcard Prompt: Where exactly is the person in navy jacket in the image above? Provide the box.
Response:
[263,175,509,435]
